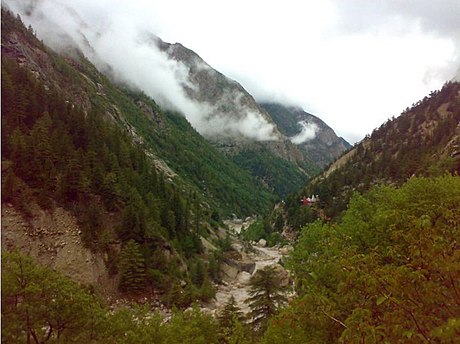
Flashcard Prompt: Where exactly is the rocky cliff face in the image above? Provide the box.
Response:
[153,36,280,140]
[150,35,311,165]
[260,103,351,168]
[1,204,119,298]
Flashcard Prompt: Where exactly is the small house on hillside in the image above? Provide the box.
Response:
[300,195,318,206]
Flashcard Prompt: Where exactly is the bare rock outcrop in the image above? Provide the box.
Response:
[1,204,119,298]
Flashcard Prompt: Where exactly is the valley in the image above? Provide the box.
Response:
[210,219,291,315]
[2,3,460,343]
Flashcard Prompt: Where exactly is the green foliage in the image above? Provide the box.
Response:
[1,9,281,305]
[216,233,233,252]
[2,251,221,343]
[266,175,460,342]
[219,295,244,329]
[2,251,102,343]
[0,52,220,294]
[241,219,284,246]
[112,87,276,217]
[258,103,302,137]
[246,266,288,334]
[286,81,460,225]
[119,240,146,293]
[241,220,271,243]
[233,146,316,198]
[164,305,219,344]
[190,259,206,287]
[218,296,247,343]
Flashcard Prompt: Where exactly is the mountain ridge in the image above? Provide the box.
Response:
[260,102,351,168]
[281,80,460,228]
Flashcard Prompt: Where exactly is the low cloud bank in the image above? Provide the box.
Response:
[290,121,318,145]
[5,0,277,141]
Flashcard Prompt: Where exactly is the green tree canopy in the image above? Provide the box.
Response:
[246,266,288,334]
[265,175,460,343]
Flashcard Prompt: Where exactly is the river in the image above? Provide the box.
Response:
[209,219,290,315]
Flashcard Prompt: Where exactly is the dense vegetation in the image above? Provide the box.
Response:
[262,175,460,343]
[0,8,278,305]
[1,8,276,221]
[4,176,458,343]
[2,251,221,344]
[3,8,460,344]
[114,91,276,217]
[233,146,318,198]
[259,103,305,137]
[1,55,220,302]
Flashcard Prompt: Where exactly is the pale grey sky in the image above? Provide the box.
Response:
[6,0,460,143]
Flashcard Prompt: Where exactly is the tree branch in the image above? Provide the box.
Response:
[321,310,348,329]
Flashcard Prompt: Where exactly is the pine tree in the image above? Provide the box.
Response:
[30,112,53,187]
[119,240,146,293]
[218,295,245,343]
[190,259,205,287]
[246,266,288,332]
[219,295,244,329]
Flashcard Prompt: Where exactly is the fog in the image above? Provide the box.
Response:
[5,0,278,141]
[5,0,459,143]
[290,122,318,145]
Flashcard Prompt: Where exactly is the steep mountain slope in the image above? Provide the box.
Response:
[1,9,274,218]
[5,1,348,198]
[152,36,280,142]
[151,36,319,196]
[284,81,460,227]
[260,102,351,168]
[1,8,279,304]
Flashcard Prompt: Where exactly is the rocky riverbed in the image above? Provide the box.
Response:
[207,219,292,315]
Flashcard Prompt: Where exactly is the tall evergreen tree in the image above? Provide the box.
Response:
[119,240,146,293]
[218,295,246,343]
[246,266,288,333]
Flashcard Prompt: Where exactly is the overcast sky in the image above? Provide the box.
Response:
[7,0,460,143]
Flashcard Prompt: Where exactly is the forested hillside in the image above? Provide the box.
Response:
[2,53,226,302]
[264,175,460,343]
[1,8,274,221]
[0,8,274,305]
[283,81,460,228]
[4,175,459,343]
[2,6,460,344]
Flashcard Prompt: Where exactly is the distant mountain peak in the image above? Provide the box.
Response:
[259,102,351,168]
[145,34,281,142]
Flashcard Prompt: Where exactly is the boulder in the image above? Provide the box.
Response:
[279,245,293,255]
[258,238,267,247]
[236,271,252,285]
[220,262,239,280]
[225,258,256,274]
[200,236,217,252]
[272,264,290,287]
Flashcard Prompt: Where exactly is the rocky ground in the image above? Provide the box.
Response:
[205,219,293,315]
[2,206,292,318]
[1,204,119,297]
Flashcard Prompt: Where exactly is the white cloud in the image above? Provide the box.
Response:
[5,0,278,141]
[290,121,318,145]
[5,0,459,143]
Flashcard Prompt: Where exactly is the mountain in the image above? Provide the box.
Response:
[1,9,277,218]
[151,36,355,195]
[3,1,349,198]
[150,35,323,196]
[259,102,351,168]
[152,36,280,142]
[1,7,283,305]
[282,81,460,228]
